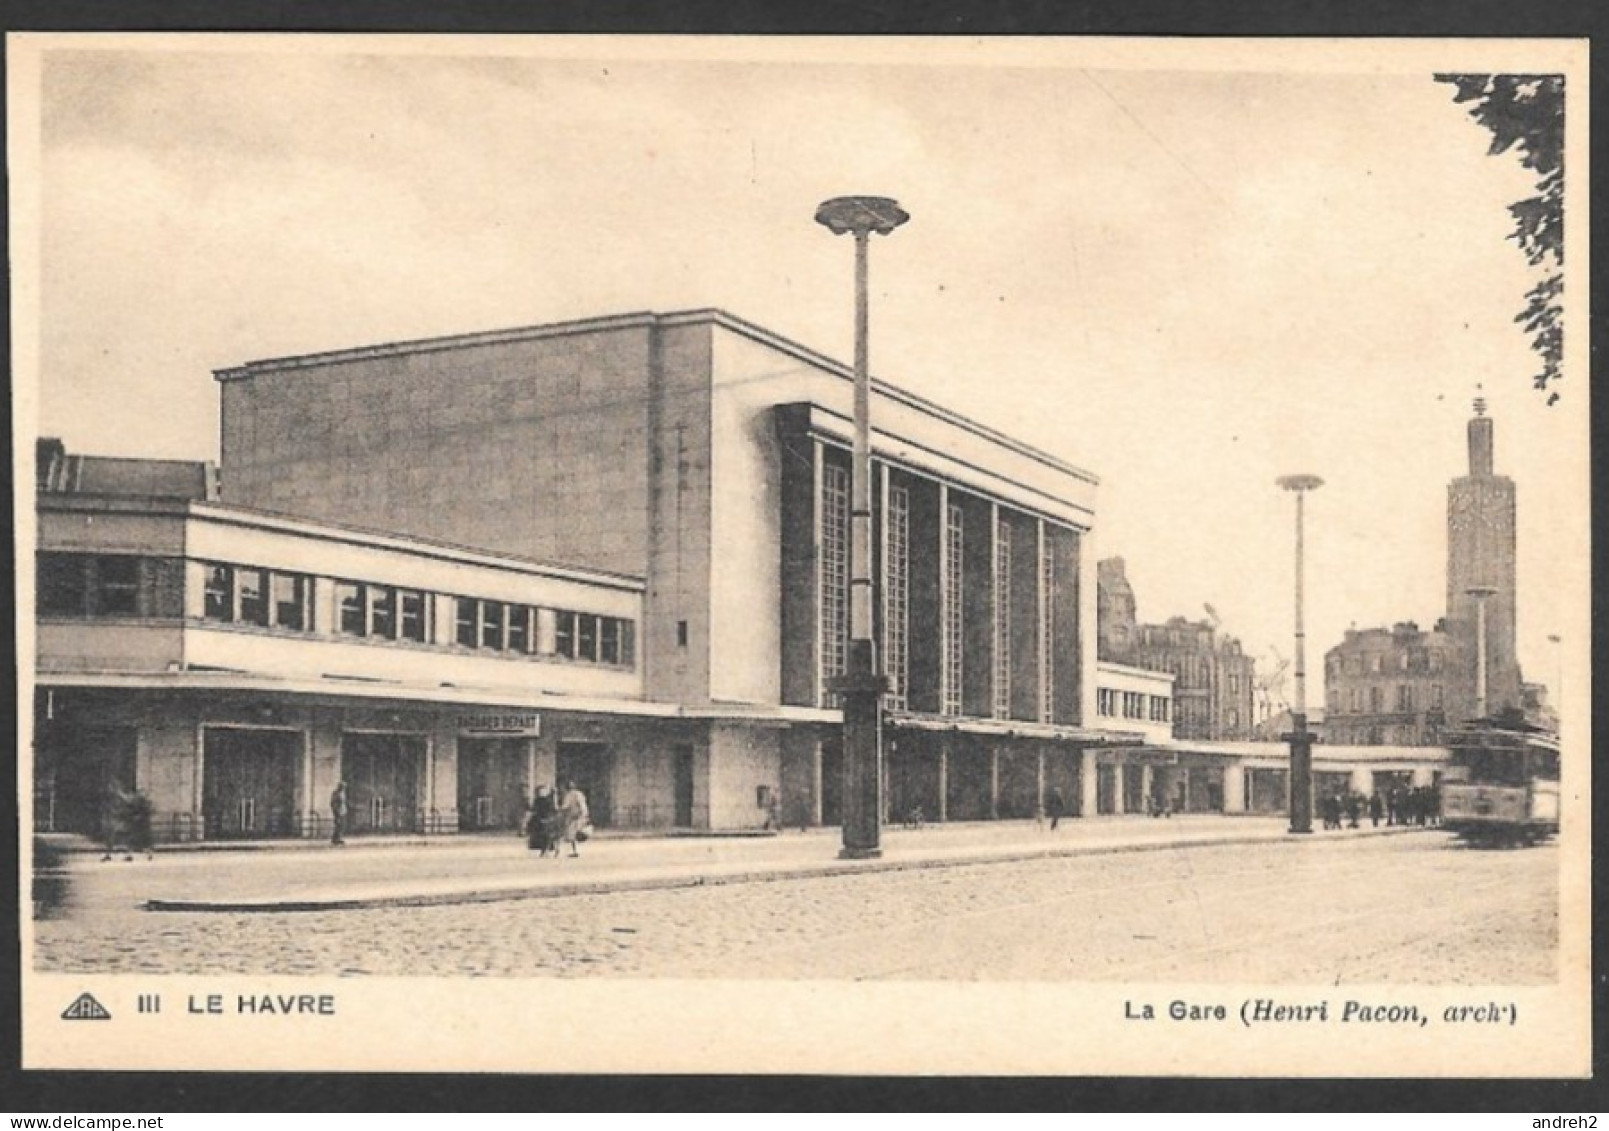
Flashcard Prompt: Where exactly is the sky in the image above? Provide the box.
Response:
[12,37,1588,712]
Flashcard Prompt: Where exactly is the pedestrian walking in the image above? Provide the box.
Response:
[558,780,590,858]
[1046,786,1066,832]
[525,783,560,857]
[1368,791,1383,828]
[329,780,349,846]
[100,782,135,861]
[1345,792,1361,829]
[1387,787,1402,826]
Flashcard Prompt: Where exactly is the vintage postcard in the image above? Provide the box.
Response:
[12,33,1590,1077]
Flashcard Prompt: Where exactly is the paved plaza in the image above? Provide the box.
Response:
[31,818,1556,983]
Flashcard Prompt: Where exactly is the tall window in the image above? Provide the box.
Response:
[1397,683,1414,712]
[398,589,427,643]
[1369,685,1384,712]
[456,597,479,647]
[96,556,140,616]
[577,613,598,661]
[234,568,267,627]
[941,503,964,716]
[368,585,397,639]
[1040,532,1055,723]
[819,463,849,704]
[337,582,367,636]
[480,599,505,651]
[203,564,235,622]
[38,553,89,616]
[273,573,309,631]
[1097,687,1116,717]
[993,517,1012,720]
[506,604,531,654]
[883,484,909,711]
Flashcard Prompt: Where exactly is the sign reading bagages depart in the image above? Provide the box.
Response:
[457,713,541,737]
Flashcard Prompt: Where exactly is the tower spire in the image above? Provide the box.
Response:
[1468,384,1493,477]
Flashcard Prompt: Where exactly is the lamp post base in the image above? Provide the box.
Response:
[829,644,888,860]
[838,845,884,860]
[1282,721,1317,835]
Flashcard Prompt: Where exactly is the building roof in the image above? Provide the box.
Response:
[212,308,1099,487]
[38,438,216,500]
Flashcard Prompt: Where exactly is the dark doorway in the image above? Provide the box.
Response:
[556,741,612,828]
[343,732,424,834]
[203,728,300,839]
[457,738,529,831]
[673,745,695,827]
[38,724,136,839]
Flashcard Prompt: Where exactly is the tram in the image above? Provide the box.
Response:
[1439,714,1561,847]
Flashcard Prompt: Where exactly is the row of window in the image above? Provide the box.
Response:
[452,597,633,666]
[1096,688,1172,722]
[40,553,146,618]
[43,552,635,668]
[1329,649,1448,677]
[1329,683,1446,714]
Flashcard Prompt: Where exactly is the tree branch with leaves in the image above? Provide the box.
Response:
[1435,73,1565,404]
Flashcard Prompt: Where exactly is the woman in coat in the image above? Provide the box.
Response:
[526,784,561,857]
[558,780,590,858]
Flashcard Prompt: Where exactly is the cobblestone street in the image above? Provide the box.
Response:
[34,831,1556,983]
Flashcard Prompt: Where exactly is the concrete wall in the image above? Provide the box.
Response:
[37,622,185,673]
[644,322,715,706]
[182,624,641,699]
[707,330,788,706]
[220,324,657,577]
[706,723,781,830]
[39,507,187,557]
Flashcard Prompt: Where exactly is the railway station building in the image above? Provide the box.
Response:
[35,310,1155,840]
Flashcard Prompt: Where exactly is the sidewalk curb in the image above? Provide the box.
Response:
[145,825,1431,914]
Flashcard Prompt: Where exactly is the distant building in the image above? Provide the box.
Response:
[1096,557,1140,664]
[1322,399,1525,745]
[1251,706,1325,743]
[1323,621,1463,746]
[1095,557,1256,741]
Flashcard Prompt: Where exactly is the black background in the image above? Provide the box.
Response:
[1,0,1603,1113]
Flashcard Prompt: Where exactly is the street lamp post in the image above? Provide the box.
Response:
[815,195,909,860]
[1277,474,1323,834]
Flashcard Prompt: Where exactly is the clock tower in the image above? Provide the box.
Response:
[1445,396,1520,720]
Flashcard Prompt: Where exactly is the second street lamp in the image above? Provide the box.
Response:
[1277,473,1323,835]
[815,194,909,860]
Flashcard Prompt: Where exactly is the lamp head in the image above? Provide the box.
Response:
[815,196,910,237]
[1276,474,1324,493]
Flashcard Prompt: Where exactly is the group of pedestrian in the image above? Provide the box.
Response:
[1386,785,1441,827]
[1320,791,1367,830]
[524,781,591,858]
[1321,785,1440,830]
